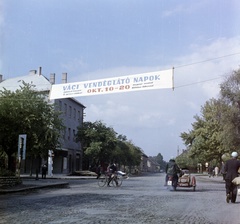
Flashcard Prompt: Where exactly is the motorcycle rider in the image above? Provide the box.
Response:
[165,157,181,187]
[224,151,240,203]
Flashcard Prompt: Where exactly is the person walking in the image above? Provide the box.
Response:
[224,151,240,203]
[208,165,214,178]
[41,164,47,179]
[221,161,226,180]
[214,166,219,177]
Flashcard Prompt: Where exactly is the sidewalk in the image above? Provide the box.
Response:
[0,174,96,194]
[195,173,226,184]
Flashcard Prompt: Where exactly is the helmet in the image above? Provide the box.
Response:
[231,152,238,158]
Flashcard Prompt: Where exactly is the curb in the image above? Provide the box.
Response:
[0,182,69,194]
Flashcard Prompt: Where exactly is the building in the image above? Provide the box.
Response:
[0,67,85,174]
[147,157,160,172]
[138,154,161,173]
[140,153,148,172]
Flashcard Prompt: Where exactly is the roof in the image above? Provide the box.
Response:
[0,72,86,108]
[0,73,51,92]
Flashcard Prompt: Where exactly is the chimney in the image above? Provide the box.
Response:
[38,67,42,76]
[29,70,37,75]
[50,73,55,84]
[62,73,67,83]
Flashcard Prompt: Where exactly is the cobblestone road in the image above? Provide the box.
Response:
[0,174,239,224]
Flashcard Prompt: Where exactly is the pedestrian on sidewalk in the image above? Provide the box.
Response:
[221,161,226,180]
[214,166,219,177]
[208,165,214,178]
[41,164,47,179]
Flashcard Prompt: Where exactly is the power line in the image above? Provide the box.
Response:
[175,77,223,89]
[174,52,240,69]
[173,52,240,88]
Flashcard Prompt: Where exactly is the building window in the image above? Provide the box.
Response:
[73,129,76,141]
[78,110,81,121]
[64,103,67,115]
[69,106,72,118]
[73,108,76,120]
[68,128,71,140]
[63,127,66,140]
[59,100,62,111]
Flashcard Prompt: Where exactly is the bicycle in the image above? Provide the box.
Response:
[98,172,124,187]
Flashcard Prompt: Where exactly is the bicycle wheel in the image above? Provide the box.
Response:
[117,175,123,186]
[98,175,107,187]
[112,175,123,187]
[109,176,116,187]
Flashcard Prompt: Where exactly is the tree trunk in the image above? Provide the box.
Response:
[7,153,16,173]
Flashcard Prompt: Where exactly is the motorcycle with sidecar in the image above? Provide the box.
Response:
[167,169,196,191]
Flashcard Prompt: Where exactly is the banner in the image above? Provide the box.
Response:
[49,68,174,100]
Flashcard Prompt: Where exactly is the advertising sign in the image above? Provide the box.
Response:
[49,68,174,100]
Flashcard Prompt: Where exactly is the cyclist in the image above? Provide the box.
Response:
[107,163,118,187]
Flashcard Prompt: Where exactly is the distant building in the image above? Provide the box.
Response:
[139,154,160,173]
[0,68,85,174]
[147,157,160,172]
[140,153,148,172]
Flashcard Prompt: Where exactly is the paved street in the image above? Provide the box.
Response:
[0,173,239,224]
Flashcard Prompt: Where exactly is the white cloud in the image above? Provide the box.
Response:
[183,100,200,111]
[138,112,163,126]
[166,118,176,126]
[161,1,207,18]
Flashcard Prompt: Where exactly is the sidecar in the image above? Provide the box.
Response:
[177,169,196,191]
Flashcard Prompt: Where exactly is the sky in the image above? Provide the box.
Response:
[1,0,240,161]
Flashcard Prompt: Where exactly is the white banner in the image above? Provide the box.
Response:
[49,68,174,100]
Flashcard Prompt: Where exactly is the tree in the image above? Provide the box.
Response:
[180,98,226,165]
[153,153,167,171]
[175,150,198,171]
[76,120,117,169]
[76,121,142,171]
[180,68,240,167]
[219,68,240,152]
[0,83,64,173]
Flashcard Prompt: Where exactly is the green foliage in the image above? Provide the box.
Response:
[77,120,117,164]
[154,153,167,170]
[0,83,64,171]
[220,69,240,151]
[175,150,198,171]
[181,99,223,163]
[76,120,142,169]
[180,68,240,166]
